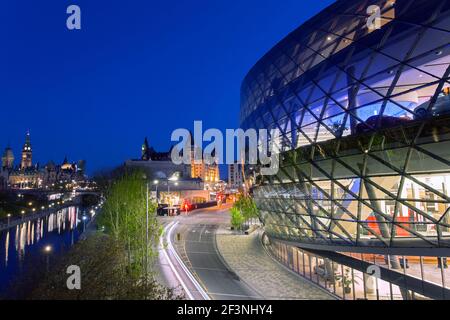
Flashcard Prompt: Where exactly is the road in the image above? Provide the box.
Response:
[158,205,262,300]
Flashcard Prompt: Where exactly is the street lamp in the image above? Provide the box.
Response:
[153,180,159,203]
[82,215,88,232]
[6,214,11,227]
[141,173,151,281]
[166,176,179,208]
[145,180,150,280]
[167,175,178,194]
[43,245,52,273]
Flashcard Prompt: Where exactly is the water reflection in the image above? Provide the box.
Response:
[0,206,88,294]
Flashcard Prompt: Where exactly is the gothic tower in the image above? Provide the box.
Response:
[1,146,14,169]
[141,137,150,161]
[21,131,32,169]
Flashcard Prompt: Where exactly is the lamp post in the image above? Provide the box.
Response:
[44,245,52,273]
[167,176,179,206]
[140,174,150,281]
[153,180,159,203]
[6,214,11,227]
[145,180,149,279]
[82,215,88,232]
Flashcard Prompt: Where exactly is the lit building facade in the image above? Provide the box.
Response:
[241,0,450,299]
[20,132,32,169]
[126,137,191,180]
[2,133,86,189]
[190,144,220,184]
[1,147,14,169]
[228,162,244,189]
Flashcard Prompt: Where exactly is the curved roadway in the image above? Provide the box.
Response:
[159,205,262,300]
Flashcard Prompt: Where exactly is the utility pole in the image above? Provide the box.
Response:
[145,181,149,280]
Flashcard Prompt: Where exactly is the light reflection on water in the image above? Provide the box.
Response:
[0,206,88,295]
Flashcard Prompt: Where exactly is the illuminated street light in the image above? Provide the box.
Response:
[82,215,88,232]
[44,245,52,273]
[152,180,160,203]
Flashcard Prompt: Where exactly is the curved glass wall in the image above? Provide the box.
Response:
[241,0,450,252]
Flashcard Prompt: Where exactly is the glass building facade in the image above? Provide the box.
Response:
[240,0,450,299]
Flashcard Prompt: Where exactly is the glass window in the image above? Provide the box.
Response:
[443,257,450,296]
[316,257,328,288]
[334,263,344,299]
[353,269,366,300]
[304,252,312,280]
[422,256,443,288]
[377,278,393,300]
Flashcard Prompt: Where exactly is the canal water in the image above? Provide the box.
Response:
[0,206,93,298]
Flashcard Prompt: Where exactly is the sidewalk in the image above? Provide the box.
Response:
[216,230,335,300]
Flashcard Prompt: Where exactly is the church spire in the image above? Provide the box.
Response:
[142,137,150,161]
[2,146,14,169]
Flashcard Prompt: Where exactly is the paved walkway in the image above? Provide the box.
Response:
[216,231,335,300]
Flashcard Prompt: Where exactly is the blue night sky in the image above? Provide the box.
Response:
[1,0,334,175]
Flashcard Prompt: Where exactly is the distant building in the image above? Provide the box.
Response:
[189,135,220,187]
[0,166,8,190]
[125,137,191,180]
[228,162,243,189]
[1,146,14,169]
[126,137,221,195]
[8,166,42,189]
[2,132,87,189]
[20,131,32,169]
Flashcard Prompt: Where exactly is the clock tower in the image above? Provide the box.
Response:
[21,131,32,169]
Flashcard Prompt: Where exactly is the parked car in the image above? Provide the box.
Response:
[414,93,450,119]
[157,204,169,216]
[355,115,412,134]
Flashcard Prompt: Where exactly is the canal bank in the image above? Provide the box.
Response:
[0,200,82,232]
[0,202,101,298]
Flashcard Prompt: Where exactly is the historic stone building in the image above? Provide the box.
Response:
[1,146,14,169]
[1,132,86,189]
[20,131,32,169]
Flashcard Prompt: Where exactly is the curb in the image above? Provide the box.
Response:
[213,227,266,300]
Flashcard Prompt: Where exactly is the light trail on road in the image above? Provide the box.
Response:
[160,221,210,300]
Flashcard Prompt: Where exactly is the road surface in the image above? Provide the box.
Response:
[158,205,262,300]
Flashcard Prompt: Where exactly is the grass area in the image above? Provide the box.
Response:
[2,232,182,300]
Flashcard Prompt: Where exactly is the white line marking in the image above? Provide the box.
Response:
[160,222,194,300]
[165,221,211,300]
